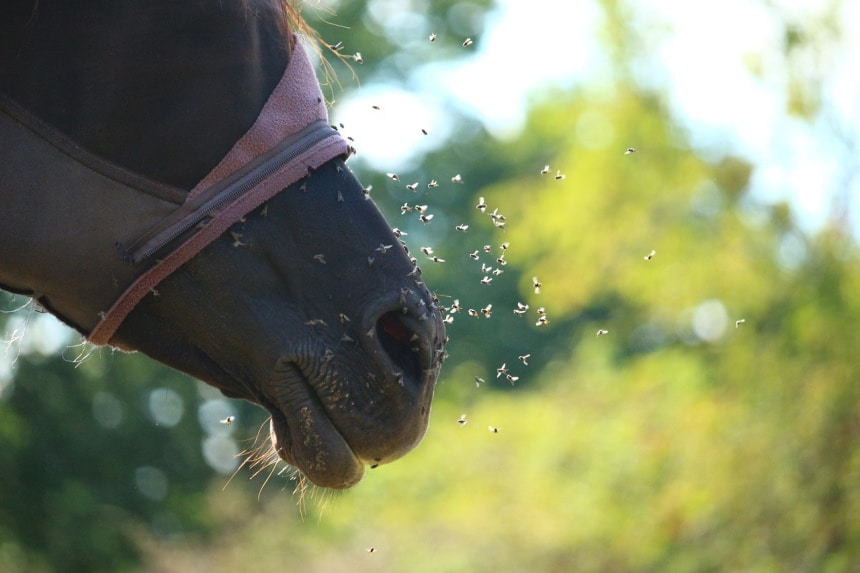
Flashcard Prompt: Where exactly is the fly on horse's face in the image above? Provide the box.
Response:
[0,0,446,488]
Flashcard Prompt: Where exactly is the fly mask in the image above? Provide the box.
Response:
[0,36,350,345]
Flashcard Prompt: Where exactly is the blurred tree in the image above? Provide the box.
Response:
[3,0,860,571]
[0,311,269,571]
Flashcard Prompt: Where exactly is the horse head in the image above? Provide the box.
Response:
[0,0,446,488]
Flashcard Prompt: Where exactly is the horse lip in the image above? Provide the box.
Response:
[265,363,364,489]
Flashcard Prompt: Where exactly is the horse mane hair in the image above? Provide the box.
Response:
[279,0,356,90]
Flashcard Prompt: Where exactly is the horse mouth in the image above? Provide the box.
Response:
[266,362,365,489]
[264,298,442,489]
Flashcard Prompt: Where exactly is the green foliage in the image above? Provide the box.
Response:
[0,317,273,572]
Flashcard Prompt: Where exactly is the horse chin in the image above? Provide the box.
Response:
[265,363,365,489]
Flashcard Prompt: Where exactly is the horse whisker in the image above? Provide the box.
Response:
[257,460,280,501]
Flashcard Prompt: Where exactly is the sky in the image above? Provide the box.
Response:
[332,0,860,239]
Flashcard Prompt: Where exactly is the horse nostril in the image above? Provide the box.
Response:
[376,311,422,383]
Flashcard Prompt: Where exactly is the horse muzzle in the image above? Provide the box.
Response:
[265,287,446,488]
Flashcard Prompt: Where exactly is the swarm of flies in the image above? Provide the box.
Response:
[223,30,751,496]
[321,31,681,454]
[332,87,662,454]
[372,162,550,394]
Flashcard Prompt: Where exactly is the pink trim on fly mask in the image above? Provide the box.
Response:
[88,36,349,346]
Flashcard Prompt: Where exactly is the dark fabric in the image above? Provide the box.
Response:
[0,95,178,333]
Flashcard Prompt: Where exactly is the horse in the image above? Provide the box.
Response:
[0,0,447,489]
